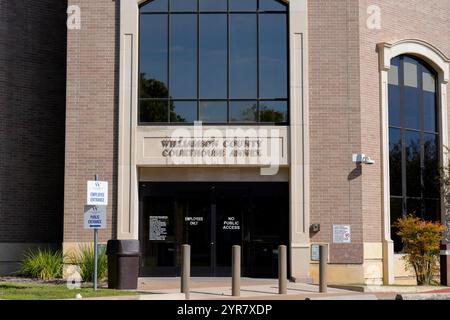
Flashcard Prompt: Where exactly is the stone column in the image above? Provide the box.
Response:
[289,0,311,282]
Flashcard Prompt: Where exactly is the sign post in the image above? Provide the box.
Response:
[94,219,98,291]
[85,175,108,291]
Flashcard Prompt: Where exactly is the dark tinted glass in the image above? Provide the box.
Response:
[141,0,168,12]
[170,15,197,99]
[388,55,441,252]
[230,0,257,11]
[390,56,400,71]
[390,197,403,253]
[403,57,420,130]
[424,199,440,222]
[423,69,437,131]
[388,57,400,126]
[259,101,288,123]
[230,14,257,99]
[140,195,176,273]
[259,0,287,11]
[229,101,257,122]
[140,77,169,100]
[139,0,289,125]
[404,86,420,130]
[423,133,439,198]
[199,101,227,122]
[170,101,197,123]
[407,198,422,217]
[199,0,227,11]
[170,0,197,11]
[200,14,227,99]
[405,130,421,197]
[388,84,401,127]
[180,197,212,268]
[424,90,437,132]
[140,15,168,98]
[389,128,402,197]
[140,100,169,122]
[259,14,287,99]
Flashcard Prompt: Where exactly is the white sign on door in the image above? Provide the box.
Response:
[87,181,108,205]
[84,205,107,230]
[333,225,351,243]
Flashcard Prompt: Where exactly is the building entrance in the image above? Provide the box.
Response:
[139,182,289,278]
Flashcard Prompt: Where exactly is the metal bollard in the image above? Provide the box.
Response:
[232,245,241,297]
[319,244,328,293]
[278,245,287,294]
[181,244,191,299]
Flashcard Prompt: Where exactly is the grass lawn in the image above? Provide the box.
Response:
[0,282,138,300]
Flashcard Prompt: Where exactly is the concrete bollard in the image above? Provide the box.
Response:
[181,244,191,299]
[319,244,328,293]
[232,245,241,297]
[278,245,287,294]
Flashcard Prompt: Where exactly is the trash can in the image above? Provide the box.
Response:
[106,240,140,290]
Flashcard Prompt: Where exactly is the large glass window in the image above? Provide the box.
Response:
[388,55,441,252]
[139,0,289,124]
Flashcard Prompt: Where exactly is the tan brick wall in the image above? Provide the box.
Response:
[308,0,364,263]
[63,1,450,267]
[308,0,450,264]
[64,0,119,243]
[358,0,450,243]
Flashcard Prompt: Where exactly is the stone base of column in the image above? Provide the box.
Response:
[440,244,450,286]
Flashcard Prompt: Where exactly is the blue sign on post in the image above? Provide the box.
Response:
[84,205,107,230]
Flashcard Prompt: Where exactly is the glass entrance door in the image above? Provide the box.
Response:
[177,186,212,276]
[215,185,246,276]
[139,182,288,278]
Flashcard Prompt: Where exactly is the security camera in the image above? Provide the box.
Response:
[352,154,375,165]
[363,156,375,165]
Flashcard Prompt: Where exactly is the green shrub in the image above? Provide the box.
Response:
[67,244,108,282]
[19,249,64,280]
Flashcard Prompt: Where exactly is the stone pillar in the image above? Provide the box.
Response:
[288,0,311,283]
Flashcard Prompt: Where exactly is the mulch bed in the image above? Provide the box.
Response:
[0,276,67,285]
[0,276,108,288]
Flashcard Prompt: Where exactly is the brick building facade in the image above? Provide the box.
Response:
[2,0,450,284]
[62,0,450,284]
[0,0,67,273]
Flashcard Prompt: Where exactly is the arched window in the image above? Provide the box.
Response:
[388,55,440,252]
[138,0,289,124]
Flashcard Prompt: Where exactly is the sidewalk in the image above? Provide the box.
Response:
[79,278,450,300]
[132,278,376,300]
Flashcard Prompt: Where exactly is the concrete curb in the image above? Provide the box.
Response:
[138,293,186,300]
[69,293,186,300]
[396,293,450,300]
[330,285,444,294]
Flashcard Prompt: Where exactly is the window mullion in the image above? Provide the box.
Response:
[227,0,230,123]
[419,63,426,219]
[197,1,200,122]
[256,7,260,122]
[400,57,408,217]
[168,6,171,122]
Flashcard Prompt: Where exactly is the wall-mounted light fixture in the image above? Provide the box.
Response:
[352,154,375,165]
[310,224,321,233]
